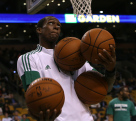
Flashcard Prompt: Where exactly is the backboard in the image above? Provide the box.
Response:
[26,0,51,14]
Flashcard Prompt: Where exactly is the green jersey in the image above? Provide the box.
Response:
[106,98,136,121]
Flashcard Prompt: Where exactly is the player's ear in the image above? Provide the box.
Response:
[36,27,42,34]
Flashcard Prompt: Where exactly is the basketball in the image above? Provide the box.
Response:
[54,37,86,71]
[74,71,108,105]
[81,28,115,64]
[25,77,65,117]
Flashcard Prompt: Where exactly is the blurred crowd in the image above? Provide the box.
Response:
[0,46,136,121]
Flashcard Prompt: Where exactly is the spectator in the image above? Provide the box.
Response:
[2,103,12,116]
[12,110,21,121]
[2,112,12,121]
[0,85,3,97]
[96,111,101,121]
[100,100,107,108]
[2,87,9,98]
[12,115,21,121]
[21,114,30,121]
[9,94,20,108]
[0,107,3,115]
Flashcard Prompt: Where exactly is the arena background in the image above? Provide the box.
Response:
[0,0,136,121]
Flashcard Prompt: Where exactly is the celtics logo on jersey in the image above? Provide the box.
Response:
[45,65,51,70]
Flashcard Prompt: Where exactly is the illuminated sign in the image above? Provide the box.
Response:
[77,15,120,23]
[0,14,135,23]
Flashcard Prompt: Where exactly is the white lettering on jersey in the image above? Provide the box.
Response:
[114,104,128,111]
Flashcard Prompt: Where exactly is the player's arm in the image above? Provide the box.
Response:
[108,115,113,121]
[95,45,116,92]
[130,101,136,116]
[106,101,114,121]
[17,54,40,91]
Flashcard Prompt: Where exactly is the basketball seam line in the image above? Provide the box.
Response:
[81,41,113,55]
[97,38,115,54]
[90,30,103,62]
[75,79,106,96]
[25,82,61,95]
[26,89,63,104]
[81,39,90,53]
[56,38,78,58]
[38,91,64,111]
[76,91,105,102]
[53,93,64,109]
[56,50,81,59]
[81,73,108,92]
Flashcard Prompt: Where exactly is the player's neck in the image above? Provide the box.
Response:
[118,96,123,101]
[39,40,55,49]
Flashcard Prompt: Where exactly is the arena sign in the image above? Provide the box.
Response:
[0,14,135,23]
[77,15,120,23]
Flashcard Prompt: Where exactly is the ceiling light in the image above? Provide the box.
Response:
[47,3,49,6]
[57,3,60,6]
[51,0,54,2]
[9,32,12,34]
[113,25,116,27]
[29,35,31,38]
[23,30,26,33]
[135,30,136,32]
[62,0,65,2]
[35,25,37,27]
[6,34,8,36]
[0,27,2,30]
[100,11,103,13]
[97,25,99,27]
[130,2,133,5]
[6,25,8,27]
[24,3,26,5]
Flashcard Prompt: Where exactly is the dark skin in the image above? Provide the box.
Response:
[36,16,61,49]
[30,16,116,121]
[118,87,130,101]
[108,87,130,121]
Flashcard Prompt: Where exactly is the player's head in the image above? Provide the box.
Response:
[118,86,130,100]
[36,16,61,45]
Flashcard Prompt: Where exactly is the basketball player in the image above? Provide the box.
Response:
[17,16,116,121]
[106,86,136,121]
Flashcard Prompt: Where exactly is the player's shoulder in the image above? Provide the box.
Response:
[109,97,118,104]
[127,99,134,104]
[22,46,42,57]
[17,46,42,62]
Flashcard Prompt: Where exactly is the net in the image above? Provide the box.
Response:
[70,0,92,17]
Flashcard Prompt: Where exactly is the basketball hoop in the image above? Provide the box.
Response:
[70,0,92,17]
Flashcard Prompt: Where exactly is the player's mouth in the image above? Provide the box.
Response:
[51,32,59,36]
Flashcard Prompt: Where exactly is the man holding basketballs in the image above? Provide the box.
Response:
[17,16,116,121]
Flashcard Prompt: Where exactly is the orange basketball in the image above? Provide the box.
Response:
[54,37,86,71]
[81,28,115,64]
[74,71,108,105]
[25,77,65,117]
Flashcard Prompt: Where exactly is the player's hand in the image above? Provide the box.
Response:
[28,109,61,121]
[95,45,116,71]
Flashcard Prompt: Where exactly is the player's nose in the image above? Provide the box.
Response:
[54,23,59,30]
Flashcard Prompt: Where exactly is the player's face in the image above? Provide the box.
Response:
[41,17,61,42]
[122,87,130,100]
